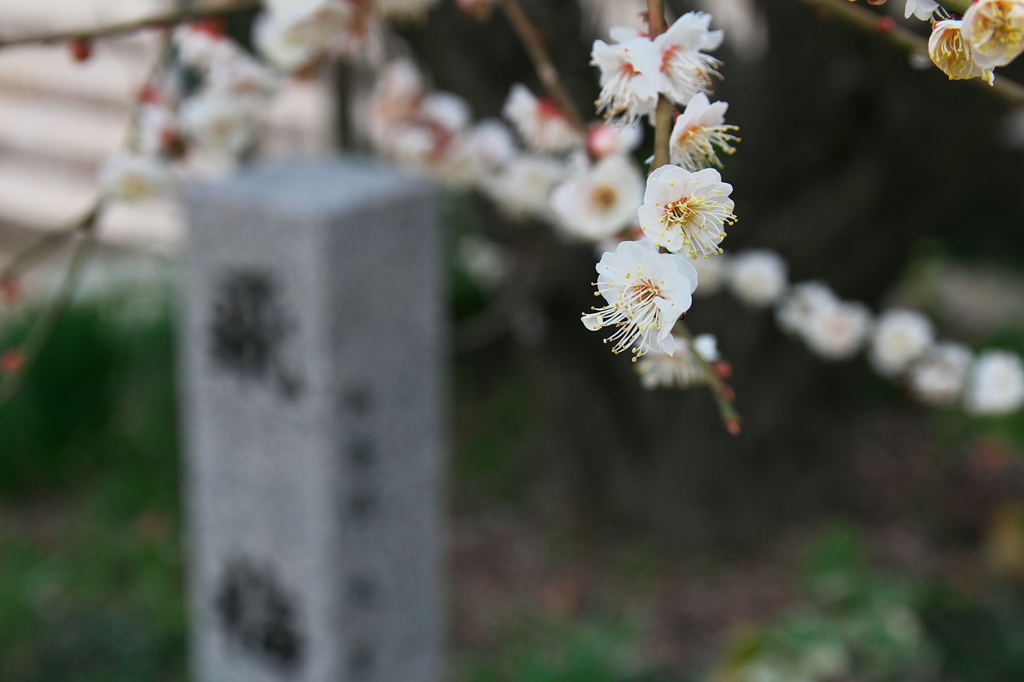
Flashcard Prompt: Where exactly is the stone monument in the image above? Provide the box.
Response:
[179,158,446,682]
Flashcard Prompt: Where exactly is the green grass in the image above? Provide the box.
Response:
[0,291,186,682]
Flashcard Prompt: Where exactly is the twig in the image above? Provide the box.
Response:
[0,0,261,50]
[0,230,96,406]
[498,0,588,131]
[674,321,741,432]
[801,0,1024,106]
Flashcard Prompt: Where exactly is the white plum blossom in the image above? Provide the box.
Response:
[364,59,427,148]
[669,92,739,171]
[867,308,935,378]
[727,249,788,307]
[551,154,644,242]
[173,24,237,69]
[483,154,565,221]
[692,251,729,297]
[636,333,719,389]
[909,342,973,407]
[637,164,736,258]
[802,299,872,361]
[98,152,170,202]
[651,12,723,105]
[180,94,255,155]
[964,349,1024,415]
[465,120,517,174]
[591,37,659,124]
[929,20,995,85]
[137,104,179,157]
[587,121,643,159]
[962,0,1024,69]
[905,0,940,21]
[582,239,699,358]
[775,281,838,337]
[503,84,583,152]
[255,0,370,70]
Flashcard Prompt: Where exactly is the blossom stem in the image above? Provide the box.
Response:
[674,320,741,433]
[647,0,740,434]
[800,0,1024,105]
[0,0,261,50]
[647,0,673,170]
[0,228,96,407]
[498,0,588,132]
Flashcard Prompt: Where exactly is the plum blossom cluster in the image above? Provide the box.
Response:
[581,12,740,374]
[98,23,279,203]
[693,247,1024,416]
[908,0,1024,85]
[255,0,444,71]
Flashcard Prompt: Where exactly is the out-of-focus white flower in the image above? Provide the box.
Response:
[637,164,736,258]
[802,300,872,361]
[636,333,718,389]
[137,104,179,157]
[551,154,644,242]
[173,24,236,69]
[365,59,427,147]
[962,0,1024,69]
[591,36,659,124]
[905,0,940,21]
[374,0,441,20]
[503,84,583,152]
[669,92,739,171]
[255,0,363,70]
[776,281,838,336]
[587,121,643,159]
[206,51,280,101]
[692,251,729,297]
[582,239,699,358]
[98,152,170,202]
[909,342,973,407]
[868,308,935,378]
[458,233,513,290]
[465,120,517,173]
[180,94,255,155]
[483,154,565,221]
[727,249,787,307]
[651,12,723,105]
[964,349,1024,415]
[421,91,472,133]
[929,20,995,84]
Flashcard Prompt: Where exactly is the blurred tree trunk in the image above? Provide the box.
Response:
[394,0,1024,549]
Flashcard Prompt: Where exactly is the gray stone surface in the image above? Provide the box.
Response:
[179,158,446,682]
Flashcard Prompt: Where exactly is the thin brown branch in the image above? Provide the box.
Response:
[498,0,588,131]
[801,0,1024,106]
[939,0,972,14]
[0,231,96,406]
[0,0,261,50]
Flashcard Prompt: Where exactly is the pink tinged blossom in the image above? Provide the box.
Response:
[503,84,583,152]
[591,37,659,125]
[652,12,723,106]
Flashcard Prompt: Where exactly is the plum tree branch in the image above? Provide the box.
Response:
[800,0,1024,105]
[498,0,588,132]
[0,0,261,50]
